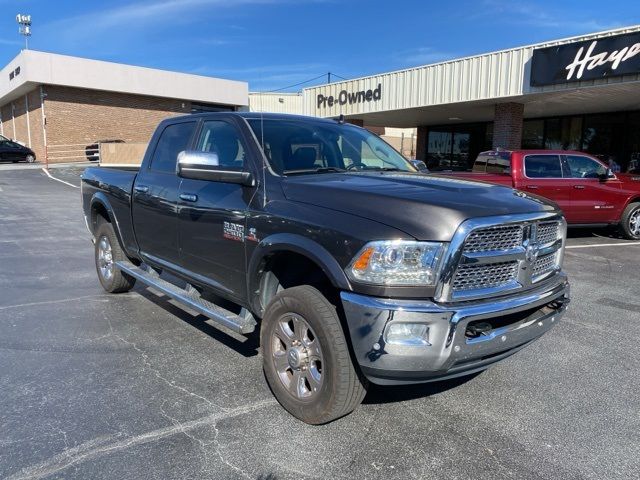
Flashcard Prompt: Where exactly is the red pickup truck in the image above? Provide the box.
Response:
[450,150,640,239]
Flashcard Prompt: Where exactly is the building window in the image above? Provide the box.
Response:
[426,123,492,171]
[522,120,544,149]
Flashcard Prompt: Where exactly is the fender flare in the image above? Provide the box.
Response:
[247,233,352,312]
[89,192,128,253]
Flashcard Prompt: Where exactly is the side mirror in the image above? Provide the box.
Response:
[598,168,613,181]
[411,159,429,172]
[177,151,254,186]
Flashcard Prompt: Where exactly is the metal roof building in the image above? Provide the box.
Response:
[303,25,640,171]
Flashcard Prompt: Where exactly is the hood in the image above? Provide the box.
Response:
[282,172,557,241]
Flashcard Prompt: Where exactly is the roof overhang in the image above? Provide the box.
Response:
[0,50,248,107]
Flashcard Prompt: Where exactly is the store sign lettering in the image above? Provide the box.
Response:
[317,84,382,108]
[565,40,640,80]
[530,31,640,86]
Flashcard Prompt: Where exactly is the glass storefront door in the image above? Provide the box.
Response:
[426,123,492,171]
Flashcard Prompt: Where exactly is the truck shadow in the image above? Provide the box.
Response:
[363,372,482,405]
[136,286,260,358]
[567,226,619,239]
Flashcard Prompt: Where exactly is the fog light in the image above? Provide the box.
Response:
[385,323,430,346]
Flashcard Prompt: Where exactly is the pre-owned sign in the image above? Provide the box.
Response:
[530,31,640,86]
[317,84,382,108]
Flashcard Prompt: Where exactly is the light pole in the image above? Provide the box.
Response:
[16,14,32,50]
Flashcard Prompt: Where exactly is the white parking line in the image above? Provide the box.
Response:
[566,242,640,249]
[42,168,80,189]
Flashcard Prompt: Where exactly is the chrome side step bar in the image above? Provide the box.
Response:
[115,260,257,334]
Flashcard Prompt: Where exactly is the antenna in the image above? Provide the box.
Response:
[16,14,32,50]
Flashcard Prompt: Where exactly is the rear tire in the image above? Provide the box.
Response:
[620,202,640,240]
[94,222,136,293]
[261,285,368,424]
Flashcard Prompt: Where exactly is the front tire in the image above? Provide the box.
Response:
[261,285,368,424]
[25,154,35,163]
[620,202,640,240]
[94,222,136,293]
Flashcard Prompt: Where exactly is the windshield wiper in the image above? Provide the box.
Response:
[284,167,347,175]
[356,166,404,172]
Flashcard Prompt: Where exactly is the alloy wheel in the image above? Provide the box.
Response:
[271,314,323,400]
[97,235,114,281]
[629,208,640,237]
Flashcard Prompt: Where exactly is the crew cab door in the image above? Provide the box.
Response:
[520,154,574,220]
[563,154,622,223]
[132,119,197,266]
[177,117,257,301]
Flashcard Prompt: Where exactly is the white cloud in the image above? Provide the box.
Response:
[0,38,21,46]
[481,0,626,32]
[190,62,330,91]
[398,47,457,66]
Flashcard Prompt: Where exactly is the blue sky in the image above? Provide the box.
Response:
[1,0,638,91]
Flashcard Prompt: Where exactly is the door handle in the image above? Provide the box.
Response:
[134,185,149,193]
[179,193,198,202]
[525,185,538,190]
[573,185,585,190]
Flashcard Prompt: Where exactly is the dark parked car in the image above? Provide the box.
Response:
[0,136,36,163]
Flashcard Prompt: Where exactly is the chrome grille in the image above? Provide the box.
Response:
[533,252,558,278]
[537,222,560,245]
[452,261,519,291]
[463,225,523,253]
[444,216,566,301]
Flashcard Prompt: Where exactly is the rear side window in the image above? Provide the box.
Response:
[149,122,196,173]
[525,155,562,178]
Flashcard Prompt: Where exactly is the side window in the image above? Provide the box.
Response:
[196,120,245,169]
[565,155,606,179]
[149,122,196,173]
[525,155,562,178]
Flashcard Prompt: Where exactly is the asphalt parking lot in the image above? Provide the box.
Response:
[1,165,638,480]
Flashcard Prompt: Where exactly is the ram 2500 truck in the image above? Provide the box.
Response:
[81,113,570,424]
[452,150,640,239]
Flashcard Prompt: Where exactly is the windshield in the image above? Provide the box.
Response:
[247,119,416,175]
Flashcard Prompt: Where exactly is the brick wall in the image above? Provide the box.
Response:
[493,102,524,150]
[43,85,193,163]
[27,89,45,162]
[0,90,45,161]
[1,103,13,139]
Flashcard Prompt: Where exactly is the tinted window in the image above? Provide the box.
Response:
[248,120,413,174]
[149,122,196,173]
[566,155,606,179]
[525,155,562,178]
[196,121,245,169]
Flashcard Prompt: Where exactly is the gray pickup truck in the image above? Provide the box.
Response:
[82,112,570,424]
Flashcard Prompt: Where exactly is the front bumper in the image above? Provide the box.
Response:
[341,274,570,385]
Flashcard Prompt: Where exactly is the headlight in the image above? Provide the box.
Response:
[346,240,446,286]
